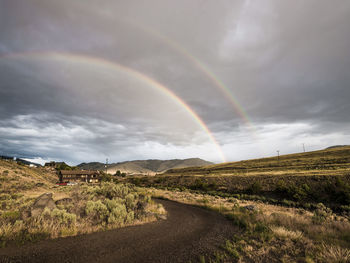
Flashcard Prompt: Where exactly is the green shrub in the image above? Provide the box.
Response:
[108,203,127,225]
[1,211,21,223]
[225,211,249,230]
[126,193,137,210]
[104,198,123,211]
[281,199,295,207]
[275,180,311,201]
[131,177,142,186]
[325,178,350,204]
[98,183,132,199]
[85,200,109,223]
[55,163,72,171]
[312,203,333,224]
[247,181,262,194]
[51,209,76,227]
[224,240,240,260]
[41,207,76,227]
[253,222,272,241]
[144,195,152,203]
[0,194,11,200]
[100,173,113,182]
[189,179,211,191]
[126,211,134,224]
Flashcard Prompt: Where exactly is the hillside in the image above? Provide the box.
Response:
[0,156,41,167]
[0,159,57,196]
[129,146,350,211]
[0,159,165,248]
[78,158,213,175]
[165,146,350,176]
[75,162,106,171]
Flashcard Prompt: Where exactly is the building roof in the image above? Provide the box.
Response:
[60,170,99,175]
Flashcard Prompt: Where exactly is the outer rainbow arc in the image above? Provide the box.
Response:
[121,19,256,132]
[0,51,226,163]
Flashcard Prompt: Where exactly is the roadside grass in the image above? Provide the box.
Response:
[127,173,350,216]
[150,188,350,262]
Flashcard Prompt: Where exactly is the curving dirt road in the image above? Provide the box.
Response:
[0,200,236,263]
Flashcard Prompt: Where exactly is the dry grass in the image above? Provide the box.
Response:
[270,226,303,240]
[165,146,350,177]
[0,183,165,247]
[0,160,166,247]
[318,244,350,263]
[0,160,57,195]
[150,188,350,262]
[124,146,350,212]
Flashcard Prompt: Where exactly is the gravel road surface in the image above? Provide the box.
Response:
[0,199,236,263]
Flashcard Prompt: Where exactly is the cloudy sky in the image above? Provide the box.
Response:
[1,0,350,165]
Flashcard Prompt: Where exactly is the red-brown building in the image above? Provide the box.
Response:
[58,170,100,183]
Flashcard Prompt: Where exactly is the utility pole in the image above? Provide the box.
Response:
[302,143,306,153]
[277,150,280,165]
[105,158,108,174]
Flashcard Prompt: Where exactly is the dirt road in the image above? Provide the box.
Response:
[0,200,235,263]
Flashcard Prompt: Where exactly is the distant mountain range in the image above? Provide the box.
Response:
[77,158,213,175]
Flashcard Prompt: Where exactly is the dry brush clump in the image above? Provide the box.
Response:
[318,243,350,263]
[0,182,166,247]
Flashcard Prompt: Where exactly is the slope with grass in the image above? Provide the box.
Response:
[127,147,350,212]
[0,160,165,248]
[0,159,57,195]
[166,146,350,176]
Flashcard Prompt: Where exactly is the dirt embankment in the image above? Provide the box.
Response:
[0,200,236,263]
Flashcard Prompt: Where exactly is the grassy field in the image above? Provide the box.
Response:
[166,146,350,177]
[0,160,165,247]
[127,147,350,213]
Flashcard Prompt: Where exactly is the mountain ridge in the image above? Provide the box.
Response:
[78,158,213,175]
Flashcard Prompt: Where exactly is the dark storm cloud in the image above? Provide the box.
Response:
[0,0,349,163]
[217,0,350,124]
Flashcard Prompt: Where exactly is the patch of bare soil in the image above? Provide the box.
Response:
[0,199,236,263]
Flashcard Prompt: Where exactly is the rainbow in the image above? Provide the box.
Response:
[0,51,226,162]
[121,19,255,131]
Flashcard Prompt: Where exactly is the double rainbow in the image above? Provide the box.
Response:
[0,51,227,162]
[120,18,254,130]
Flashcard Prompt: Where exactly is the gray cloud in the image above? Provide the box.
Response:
[1,0,349,164]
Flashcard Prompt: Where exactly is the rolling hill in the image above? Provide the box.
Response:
[78,158,213,175]
[0,159,58,196]
[164,146,350,176]
[128,146,350,212]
